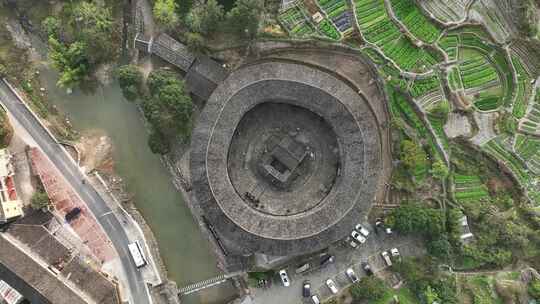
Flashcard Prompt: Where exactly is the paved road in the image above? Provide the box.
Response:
[0,80,151,304]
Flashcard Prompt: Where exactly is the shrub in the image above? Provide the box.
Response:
[350,277,387,301]
[31,191,50,210]
[529,279,540,299]
[116,65,143,101]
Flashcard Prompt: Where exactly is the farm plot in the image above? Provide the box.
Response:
[514,134,540,175]
[511,54,534,119]
[460,33,515,107]
[453,174,489,202]
[380,64,409,91]
[354,0,439,72]
[410,76,441,99]
[458,49,503,111]
[278,3,341,40]
[278,5,317,37]
[419,0,467,23]
[316,0,353,34]
[519,89,540,135]
[438,35,459,61]
[447,66,463,91]
[482,137,530,186]
[389,0,442,44]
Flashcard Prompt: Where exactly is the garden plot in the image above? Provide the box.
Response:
[514,134,540,175]
[353,0,439,72]
[278,5,317,37]
[389,0,442,44]
[458,48,503,111]
[438,35,459,61]
[511,54,535,119]
[419,0,467,23]
[410,75,444,111]
[482,137,531,186]
[278,1,341,40]
[519,89,540,135]
[469,0,517,44]
[453,174,489,202]
[316,0,353,34]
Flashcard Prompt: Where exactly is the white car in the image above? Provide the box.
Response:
[279,269,290,287]
[354,224,370,237]
[326,279,338,294]
[346,268,359,283]
[381,251,392,266]
[351,230,366,244]
[385,227,393,235]
[391,248,401,261]
[311,295,321,304]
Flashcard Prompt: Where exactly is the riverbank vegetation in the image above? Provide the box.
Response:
[117,65,193,154]
[41,1,121,89]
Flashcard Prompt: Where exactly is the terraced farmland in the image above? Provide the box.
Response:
[514,134,540,175]
[458,49,503,111]
[276,0,540,208]
[353,0,439,71]
[511,55,534,119]
[389,0,442,44]
[519,89,540,135]
[438,35,459,61]
[453,174,489,202]
[317,0,353,33]
[278,2,340,40]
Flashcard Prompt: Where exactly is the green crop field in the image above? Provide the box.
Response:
[454,174,489,202]
[390,0,442,43]
[410,76,441,98]
[511,55,534,119]
[438,35,459,61]
[317,19,341,40]
[354,0,439,71]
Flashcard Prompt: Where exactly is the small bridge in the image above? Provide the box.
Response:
[178,271,244,296]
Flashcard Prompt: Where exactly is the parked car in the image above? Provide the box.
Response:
[391,248,401,261]
[326,279,338,294]
[345,268,359,283]
[351,230,366,244]
[295,263,310,274]
[349,239,358,249]
[311,295,321,304]
[65,207,82,222]
[302,281,311,297]
[354,224,370,237]
[320,254,335,266]
[361,262,373,276]
[279,269,290,287]
[386,227,393,235]
[381,251,392,266]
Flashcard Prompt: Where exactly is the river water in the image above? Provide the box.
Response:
[38,66,236,304]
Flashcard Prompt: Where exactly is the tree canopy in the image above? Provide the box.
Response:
[387,203,445,238]
[154,0,180,28]
[142,70,193,154]
[400,139,429,171]
[186,0,224,35]
[225,0,263,38]
[116,65,143,101]
[48,37,89,88]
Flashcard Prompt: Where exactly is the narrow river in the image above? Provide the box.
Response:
[38,66,236,304]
